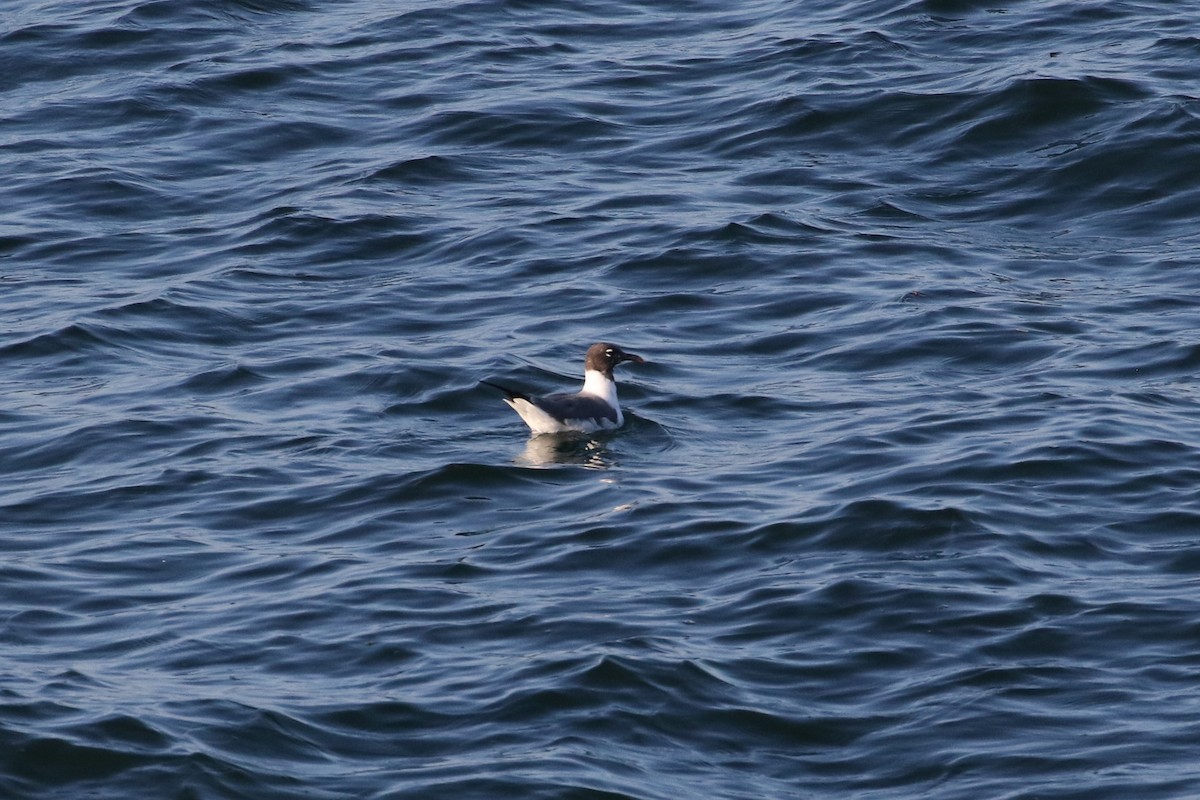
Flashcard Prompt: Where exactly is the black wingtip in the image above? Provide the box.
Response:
[480,380,529,402]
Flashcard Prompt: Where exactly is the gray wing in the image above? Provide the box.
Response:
[533,391,618,425]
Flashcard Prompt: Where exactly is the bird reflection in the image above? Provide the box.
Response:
[517,433,613,469]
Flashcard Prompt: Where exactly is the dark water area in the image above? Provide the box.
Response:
[4,0,1200,797]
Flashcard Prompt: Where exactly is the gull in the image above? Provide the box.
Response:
[482,342,645,434]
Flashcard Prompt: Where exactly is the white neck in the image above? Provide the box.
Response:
[581,369,619,408]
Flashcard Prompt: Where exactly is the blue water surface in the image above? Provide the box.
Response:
[3,1,1200,798]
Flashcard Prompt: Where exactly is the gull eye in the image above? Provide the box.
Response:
[605,349,614,356]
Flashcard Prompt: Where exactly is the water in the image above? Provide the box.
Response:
[4,1,1200,797]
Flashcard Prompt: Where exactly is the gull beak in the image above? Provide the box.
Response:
[621,351,645,365]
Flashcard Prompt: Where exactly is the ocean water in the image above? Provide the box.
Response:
[4,0,1200,797]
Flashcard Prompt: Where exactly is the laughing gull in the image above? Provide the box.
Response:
[482,342,645,434]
